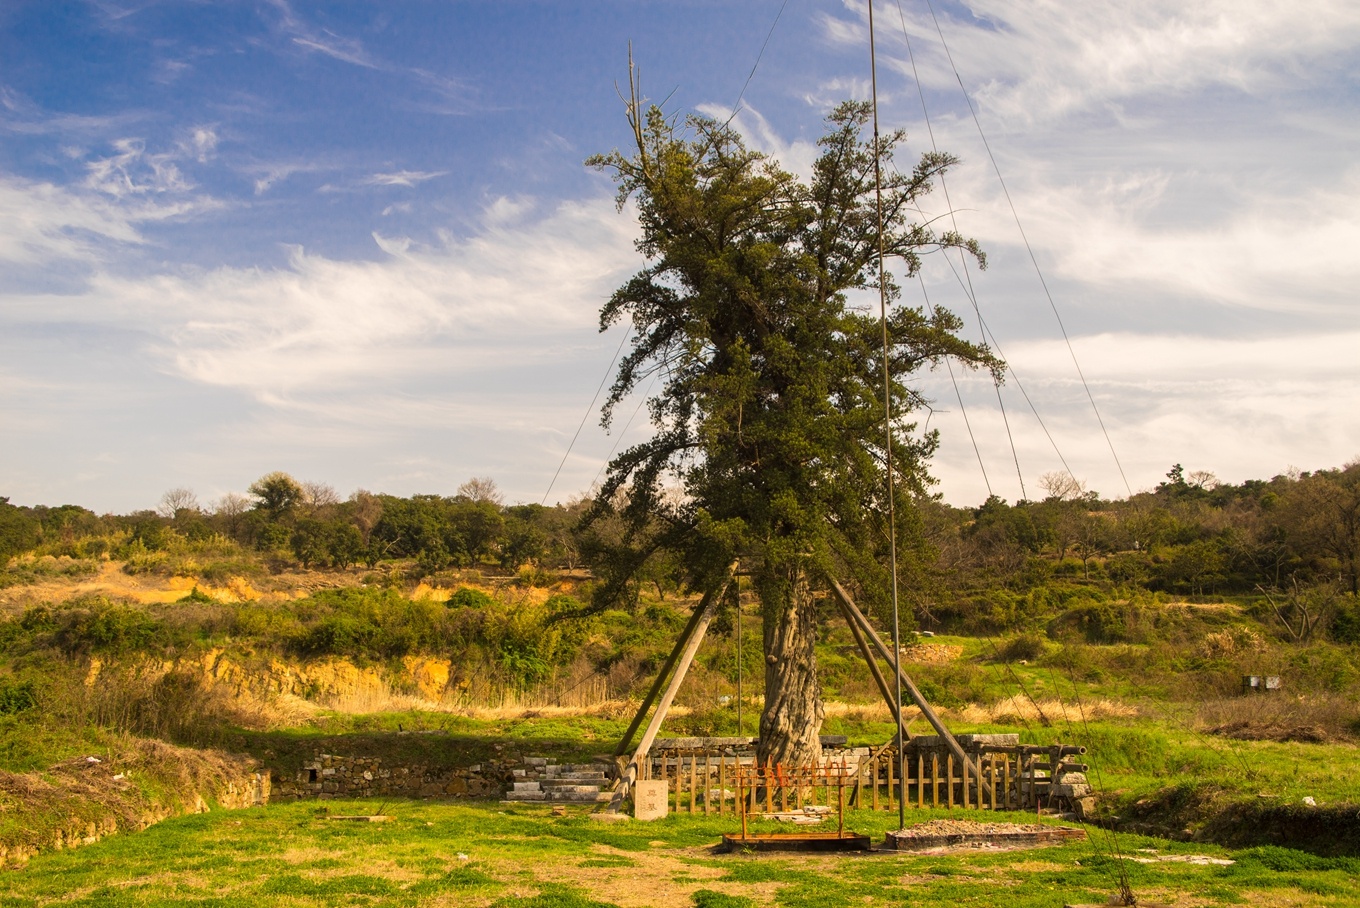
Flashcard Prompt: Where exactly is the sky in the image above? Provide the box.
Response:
[2,0,1359,514]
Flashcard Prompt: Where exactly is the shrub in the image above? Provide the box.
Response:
[995,633,1046,663]
[0,677,37,715]
[53,598,163,655]
[448,587,495,609]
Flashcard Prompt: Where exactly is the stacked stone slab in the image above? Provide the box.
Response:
[276,753,508,800]
[503,759,613,803]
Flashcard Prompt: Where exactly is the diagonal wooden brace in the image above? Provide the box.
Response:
[608,566,736,810]
[828,579,978,777]
[832,593,912,743]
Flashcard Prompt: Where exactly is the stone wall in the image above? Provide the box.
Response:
[271,753,514,800]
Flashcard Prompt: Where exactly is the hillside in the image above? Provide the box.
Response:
[1,464,1358,866]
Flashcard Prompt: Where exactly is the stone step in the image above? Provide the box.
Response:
[504,791,546,801]
[543,774,607,784]
[543,790,613,802]
[541,783,605,794]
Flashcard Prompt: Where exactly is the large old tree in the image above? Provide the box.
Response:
[585,92,1001,768]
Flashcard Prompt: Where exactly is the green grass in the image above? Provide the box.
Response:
[4,800,1358,907]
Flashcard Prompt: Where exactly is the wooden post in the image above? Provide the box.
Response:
[932,753,940,806]
[688,755,696,815]
[718,757,726,816]
[704,755,711,816]
[832,597,911,743]
[916,752,924,809]
[961,751,969,809]
[871,756,880,811]
[738,763,747,839]
[614,600,712,757]
[887,751,896,811]
[947,754,955,809]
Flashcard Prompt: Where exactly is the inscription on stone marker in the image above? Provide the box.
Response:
[634,780,669,821]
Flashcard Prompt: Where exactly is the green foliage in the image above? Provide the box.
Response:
[0,496,40,563]
[448,587,494,609]
[0,677,38,715]
[0,554,100,587]
[583,98,998,618]
[994,633,1046,663]
[692,891,756,908]
[1329,595,1360,645]
[45,597,165,655]
[178,586,215,604]
[248,471,304,521]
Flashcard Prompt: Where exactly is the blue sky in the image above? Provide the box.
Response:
[3,0,1359,513]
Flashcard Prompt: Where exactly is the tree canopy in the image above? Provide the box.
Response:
[584,92,1000,766]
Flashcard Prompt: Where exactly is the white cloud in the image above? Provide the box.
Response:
[921,330,1360,503]
[0,174,210,266]
[918,161,1360,318]
[8,196,639,399]
[837,0,1360,125]
[365,169,448,188]
[182,126,218,163]
[84,137,193,197]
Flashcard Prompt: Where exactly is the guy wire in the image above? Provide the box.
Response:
[866,0,908,834]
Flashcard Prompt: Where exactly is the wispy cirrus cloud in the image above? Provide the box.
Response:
[0,174,213,268]
[265,0,379,69]
[364,170,448,188]
[4,194,638,397]
[827,0,1360,125]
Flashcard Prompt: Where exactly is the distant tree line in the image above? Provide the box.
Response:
[0,474,588,577]
[2,461,1358,633]
[917,461,1360,634]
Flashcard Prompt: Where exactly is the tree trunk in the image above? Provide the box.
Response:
[756,567,824,769]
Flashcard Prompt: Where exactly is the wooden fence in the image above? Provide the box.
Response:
[637,741,1086,815]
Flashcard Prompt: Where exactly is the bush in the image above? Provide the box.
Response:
[0,677,37,715]
[1331,596,1360,645]
[995,633,1046,663]
[447,587,495,609]
[53,599,164,655]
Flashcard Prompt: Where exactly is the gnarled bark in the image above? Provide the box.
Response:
[757,568,824,769]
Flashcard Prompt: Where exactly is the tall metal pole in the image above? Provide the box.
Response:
[735,583,744,736]
[867,0,907,833]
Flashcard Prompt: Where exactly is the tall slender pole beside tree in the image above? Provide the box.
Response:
[584,69,1002,769]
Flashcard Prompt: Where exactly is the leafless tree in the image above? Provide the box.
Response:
[1187,469,1220,490]
[1257,579,1335,644]
[157,488,200,518]
[457,476,503,505]
[301,481,340,510]
[1038,471,1086,501]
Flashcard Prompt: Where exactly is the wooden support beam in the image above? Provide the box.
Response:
[609,574,731,810]
[614,597,711,757]
[828,580,978,777]
[833,594,912,744]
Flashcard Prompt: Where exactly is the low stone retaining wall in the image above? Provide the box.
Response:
[271,753,515,800]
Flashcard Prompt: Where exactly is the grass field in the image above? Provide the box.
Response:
[5,799,1360,908]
